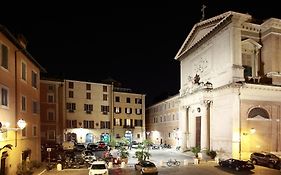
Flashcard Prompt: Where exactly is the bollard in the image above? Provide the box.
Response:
[194,158,199,165]
[120,161,126,168]
[184,159,188,166]
[57,163,62,171]
[215,157,220,164]
[108,162,113,169]
[159,160,163,166]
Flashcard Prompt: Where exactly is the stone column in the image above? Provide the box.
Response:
[200,101,211,150]
[179,105,189,151]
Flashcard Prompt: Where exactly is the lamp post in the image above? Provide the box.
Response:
[0,119,27,147]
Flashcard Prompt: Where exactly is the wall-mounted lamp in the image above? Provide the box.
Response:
[243,128,256,136]
[0,119,27,133]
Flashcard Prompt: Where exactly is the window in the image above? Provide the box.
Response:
[66,120,77,128]
[86,92,91,99]
[31,71,37,88]
[48,85,54,91]
[1,87,8,107]
[115,96,120,102]
[135,108,142,115]
[21,62,27,81]
[47,130,55,140]
[47,94,54,103]
[135,119,142,127]
[69,91,74,98]
[114,107,121,114]
[101,105,109,114]
[1,43,8,69]
[66,103,76,112]
[103,86,107,92]
[114,118,122,126]
[124,119,131,126]
[86,83,91,90]
[22,127,27,137]
[32,125,37,137]
[84,104,93,113]
[32,101,38,114]
[125,108,132,114]
[137,134,140,139]
[68,82,74,89]
[248,107,270,119]
[83,120,94,129]
[47,111,55,121]
[100,121,110,129]
[126,97,130,103]
[22,96,26,111]
[103,94,107,101]
[135,98,142,104]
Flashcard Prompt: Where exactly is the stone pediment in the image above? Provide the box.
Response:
[175,11,251,60]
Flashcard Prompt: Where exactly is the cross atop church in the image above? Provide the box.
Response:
[200,4,207,21]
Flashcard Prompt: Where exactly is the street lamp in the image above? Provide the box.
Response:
[0,119,27,133]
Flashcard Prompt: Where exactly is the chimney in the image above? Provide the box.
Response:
[17,34,28,49]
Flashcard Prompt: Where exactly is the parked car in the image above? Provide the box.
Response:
[131,141,140,149]
[74,143,86,152]
[88,160,108,175]
[135,160,158,175]
[87,143,98,151]
[250,152,280,169]
[219,158,255,171]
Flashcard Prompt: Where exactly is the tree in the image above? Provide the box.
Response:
[135,140,152,161]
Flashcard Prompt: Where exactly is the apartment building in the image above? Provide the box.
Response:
[40,78,146,145]
[113,87,146,143]
[0,25,46,175]
[40,79,64,146]
[64,79,113,144]
[145,94,179,147]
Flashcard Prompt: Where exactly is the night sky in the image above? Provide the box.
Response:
[1,1,281,106]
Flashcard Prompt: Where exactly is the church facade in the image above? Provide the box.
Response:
[175,11,281,159]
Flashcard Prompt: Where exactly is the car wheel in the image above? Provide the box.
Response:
[268,163,274,168]
[235,166,240,171]
[252,159,257,165]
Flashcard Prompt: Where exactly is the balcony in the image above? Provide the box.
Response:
[123,125,135,129]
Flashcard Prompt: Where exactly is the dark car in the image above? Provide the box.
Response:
[219,158,255,171]
[135,160,158,175]
[250,152,280,169]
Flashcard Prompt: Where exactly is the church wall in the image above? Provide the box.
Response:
[180,26,235,95]
[210,87,239,158]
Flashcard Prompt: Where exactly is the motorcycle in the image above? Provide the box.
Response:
[167,159,180,167]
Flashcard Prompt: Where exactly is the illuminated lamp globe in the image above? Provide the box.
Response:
[17,119,27,130]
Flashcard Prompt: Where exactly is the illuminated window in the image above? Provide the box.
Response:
[21,62,27,81]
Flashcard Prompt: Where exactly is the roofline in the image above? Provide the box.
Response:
[0,24,47,73]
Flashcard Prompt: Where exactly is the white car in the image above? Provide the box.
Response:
[88,160,108,175]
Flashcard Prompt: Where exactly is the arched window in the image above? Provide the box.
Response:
[248,107,269,119]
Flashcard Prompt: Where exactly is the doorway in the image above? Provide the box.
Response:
[196,116,201,148]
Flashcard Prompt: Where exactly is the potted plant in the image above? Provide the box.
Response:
[119,147,129,164]
[135,140,152,162]
[206,149,217,159]
[191,147,201,164]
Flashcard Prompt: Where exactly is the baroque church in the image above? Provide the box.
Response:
[175,11,281,159]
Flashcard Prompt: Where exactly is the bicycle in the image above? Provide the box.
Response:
[167,159,180,167]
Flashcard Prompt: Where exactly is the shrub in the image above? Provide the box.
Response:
[206,149,217,159]
[191,147,201,158]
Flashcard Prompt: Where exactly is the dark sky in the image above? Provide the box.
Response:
[1,1,281,106]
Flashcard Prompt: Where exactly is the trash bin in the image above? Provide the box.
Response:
[57,163,62,171]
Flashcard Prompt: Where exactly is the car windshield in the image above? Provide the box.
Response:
[143,162,156,167]
[91,164,106,169]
